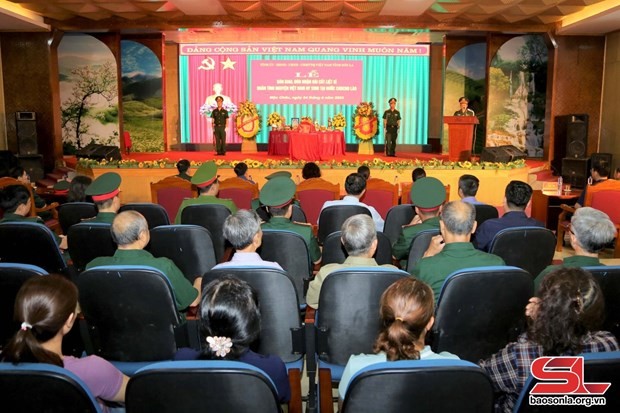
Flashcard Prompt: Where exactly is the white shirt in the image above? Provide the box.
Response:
[211,252,282,270]
[319,195,385,232]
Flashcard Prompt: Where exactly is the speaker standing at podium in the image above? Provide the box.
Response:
[454,97,475,117]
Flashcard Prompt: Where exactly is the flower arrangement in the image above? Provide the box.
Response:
[236,100,261,139]
[332,113,346,129]
[199,101,238,116]
[78,157,527,172]
[301,116,313,124]
[267,112,282,127]
[353,102,379,141]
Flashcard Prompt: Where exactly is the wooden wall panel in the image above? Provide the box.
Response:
[164,42,179,150]
[600,32,620,172]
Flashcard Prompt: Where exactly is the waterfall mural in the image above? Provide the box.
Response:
[487,35,547,157]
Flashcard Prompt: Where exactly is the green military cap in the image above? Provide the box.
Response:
[85,172,121,202]
[260,177,297,207]
[265,170,292,180]
[53,180,70,193]
[191,161,218,188]
[410,177,446,211]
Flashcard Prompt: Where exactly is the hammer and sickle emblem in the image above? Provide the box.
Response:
[198,57,215,71]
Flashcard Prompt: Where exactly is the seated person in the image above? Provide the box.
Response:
[474,180,543,251]
[2,275,128,411]
[615,167,620,180]
[319,173,384,232]
[66,175,93,203]
[84,172,122,224]
[86,210,199,315]
[234,162,255,184]
[259,176,321,265]
[306,214,397,309]
[0,185,67,250]
[480,268,619,413]
[458,174,484,205]
[175,159,192,182]
[175,161,237,224]
[535,207,616,291]
[576,159,619,207]
[357,165,370,181]
[412,167,426,182]
[338,277,459,404]
[392,177,446,265]
[211,209,282,270]
[10,166,50,219]
[412,201,505,302]
[175,276,291,403]
[297,162,322,187]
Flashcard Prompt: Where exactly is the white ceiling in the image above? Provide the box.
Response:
[0,1,48,31]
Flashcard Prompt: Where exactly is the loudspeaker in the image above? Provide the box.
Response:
[553,114,589,174]
[76,144,121,161]
[562,158,590,189]
[17,154,44,183]
[16,112,37,156]
[480,145,527,163]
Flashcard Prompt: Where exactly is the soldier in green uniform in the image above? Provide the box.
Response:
[211,96,229,155]
[85,172,122,224]
[392,177,446,266]
[382,97,401,157]
[454,97,475,116]
[259,176,322,265]
[0,184,67,249]
[175,161,237,224]
[86,211,199,317]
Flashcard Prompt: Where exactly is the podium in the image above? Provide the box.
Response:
[444,116,479,161]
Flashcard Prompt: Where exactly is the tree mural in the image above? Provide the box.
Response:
[61,62,118,150]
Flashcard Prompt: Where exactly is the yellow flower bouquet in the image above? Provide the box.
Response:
[267,112,282,127]
[332,113,346,129]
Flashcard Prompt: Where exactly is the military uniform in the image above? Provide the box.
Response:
[85,172,121,223]
[211,106,229,155]
[383,103,401,157]
[86,249,198,315]
[412,242,505,303]
[454,108,475,116]
[89,212,116,224]
[1,212,62,245]
[392,216,440,262]
[534,255,602,292]
[174,161,237,224]
[176,172,192,182]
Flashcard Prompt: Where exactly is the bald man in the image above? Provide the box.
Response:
[86,210,199,314]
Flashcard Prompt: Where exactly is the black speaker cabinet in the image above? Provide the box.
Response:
[16,112,37,156]
[480,145,527,163]
[553,114,589,175]
[17,154,44,183]
[562,158,590,189]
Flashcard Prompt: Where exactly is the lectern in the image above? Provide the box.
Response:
[444,116,479,161]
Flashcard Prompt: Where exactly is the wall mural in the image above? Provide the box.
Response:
[120,40,163,152]
[58,33,119,154]
[443,43,487,154]
[487,35,547,157]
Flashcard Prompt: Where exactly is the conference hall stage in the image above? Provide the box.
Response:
[73,148,544,208]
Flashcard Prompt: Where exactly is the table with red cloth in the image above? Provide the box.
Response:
[268,130,346,160]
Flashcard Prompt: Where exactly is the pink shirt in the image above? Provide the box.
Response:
[63,355,123,409]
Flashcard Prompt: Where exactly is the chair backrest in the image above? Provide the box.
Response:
[0,362,102,413]
[587,186,620,224]
[514,351,620,412]
[432,266,533,362]
[119,203,170,229]
[149,225,217,284]
[316,268,408,365]
[150,176,194,222]
[202,267,303,364]
[0,222,67,274]
[361,178,398,219]
[78,266,181,361]
[585,266,620,341]
[317,205,372,244]
[181,204,232,263]
[0,176,37,217]
[341,359,493,413]
[67,222,116,273]
[0,263,47,349]
[258,230,312,305]
[218,177,259,210]
[58,202,97,234]
[291,204,307,223]
[400,182,451,204]
[126,360,281,413]
[321,231,393,266]
[405,229,440,271]
[474,204,499,228]
[296,178,340,225]
[383,204,415,245]
[488,226,556,278]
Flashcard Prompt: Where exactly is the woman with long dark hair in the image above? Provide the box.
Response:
[2,275,128,411]
[338,278,459,400]
[480,267,619,413]
[67,175,93,203]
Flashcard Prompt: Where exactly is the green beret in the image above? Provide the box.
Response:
[85,172,121,201]
[411,177,446,209]
[260,177,297,207]
[53,180,70,191]
[191,161,218,187]
[265,170,292,180]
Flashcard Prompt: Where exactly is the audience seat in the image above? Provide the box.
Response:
[321,230,393,266]
[150,176,194,223]
[361,178,399,219]
[67,222,116,273]
[488,226,555,278]
[58,202,97,234]
[180,204,233,263]
[119,203,170,229]
[296,178,340,226]
[317,205,371,244]
[383,204,415,246]
[585,266,620,341]
[405,229,440,271]
[218,176,259,209]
